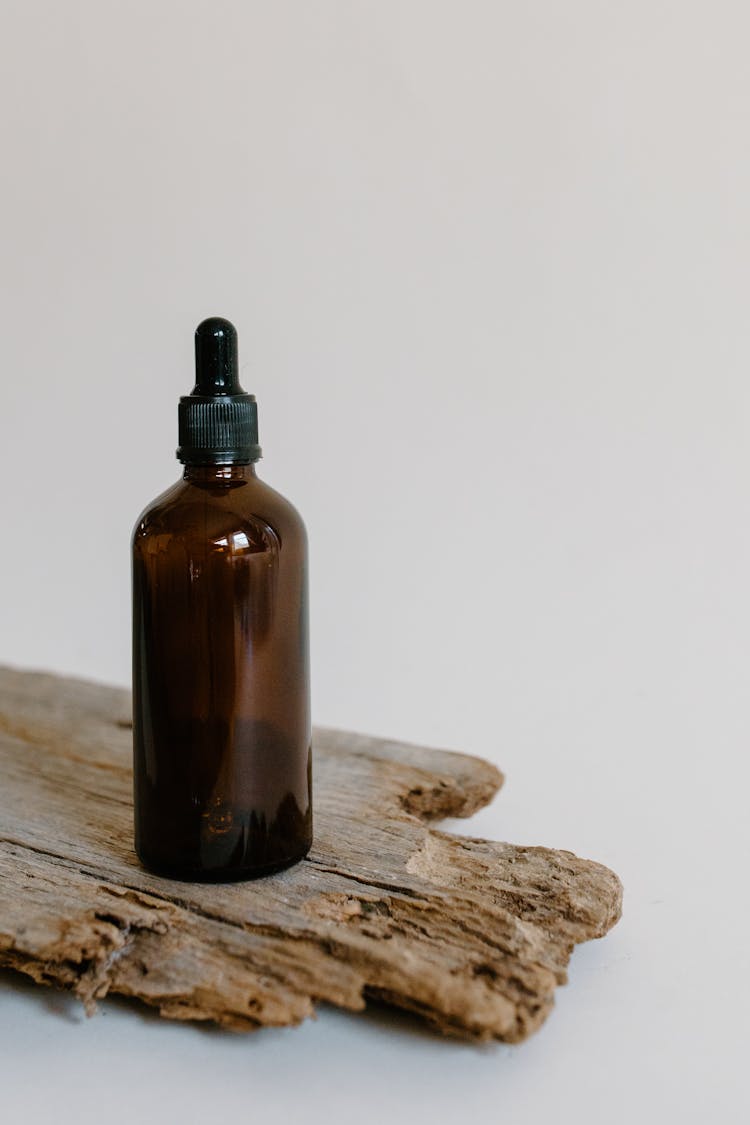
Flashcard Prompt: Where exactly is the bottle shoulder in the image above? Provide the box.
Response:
[132,472,306,552]
[132,478,185,532]
[250,475,307,538]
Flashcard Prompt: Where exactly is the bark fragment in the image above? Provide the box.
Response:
[0,667,622,1041]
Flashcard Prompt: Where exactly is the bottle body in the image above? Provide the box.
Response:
[132,463,312,880]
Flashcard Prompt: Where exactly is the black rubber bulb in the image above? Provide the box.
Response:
[193,317,244,396]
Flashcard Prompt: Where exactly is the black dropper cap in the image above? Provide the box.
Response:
[176,318,262,465]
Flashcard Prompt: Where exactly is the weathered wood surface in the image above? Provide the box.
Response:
[0,666,622,1042]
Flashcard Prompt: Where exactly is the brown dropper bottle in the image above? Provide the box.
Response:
[132,317,312,881]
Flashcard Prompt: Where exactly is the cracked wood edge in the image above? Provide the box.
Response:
[0,666,622,1042]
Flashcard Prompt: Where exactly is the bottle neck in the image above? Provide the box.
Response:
[183,462,257,484]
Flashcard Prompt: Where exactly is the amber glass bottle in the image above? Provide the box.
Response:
[132,318,312,881]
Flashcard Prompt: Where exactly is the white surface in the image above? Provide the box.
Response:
[1,2,748,1121]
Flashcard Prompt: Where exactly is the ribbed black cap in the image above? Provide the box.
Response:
[176,318,262,465]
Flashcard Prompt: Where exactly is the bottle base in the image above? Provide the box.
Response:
[135,843,312,883]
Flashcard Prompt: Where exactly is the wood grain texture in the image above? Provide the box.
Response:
[0,666,622,1041]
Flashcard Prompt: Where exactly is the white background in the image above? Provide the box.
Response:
[1,1,748,1121]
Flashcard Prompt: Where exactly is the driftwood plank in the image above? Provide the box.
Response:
[0,667,622,1041]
